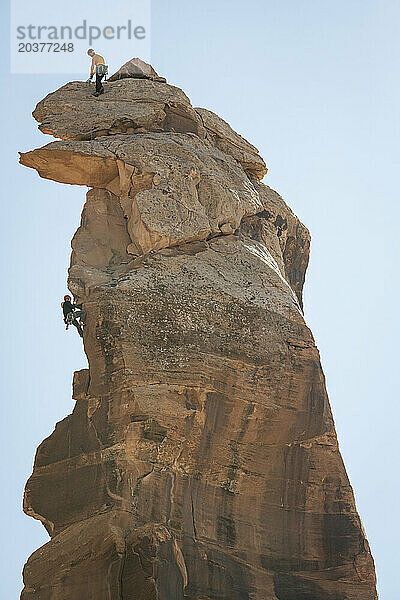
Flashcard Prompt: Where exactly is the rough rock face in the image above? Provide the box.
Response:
[108,57,167,82]
[20,65,377,600]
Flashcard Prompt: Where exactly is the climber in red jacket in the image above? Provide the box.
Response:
[61,295,86,338]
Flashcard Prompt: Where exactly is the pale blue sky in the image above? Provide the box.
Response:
[1,1,398,597]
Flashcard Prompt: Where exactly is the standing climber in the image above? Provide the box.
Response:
[61,295,86,338]
[86,49,108,97]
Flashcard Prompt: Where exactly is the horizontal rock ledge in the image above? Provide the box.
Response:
[19,147,118,187]
[30,78,266,179]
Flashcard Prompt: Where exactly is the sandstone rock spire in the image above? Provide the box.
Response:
[19,62,377,600]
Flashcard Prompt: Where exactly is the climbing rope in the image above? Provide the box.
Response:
[87,127,94,190]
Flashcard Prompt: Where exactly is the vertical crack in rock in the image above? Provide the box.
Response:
[117,540,128,600]
[19,59,377,600]
[190,494,197,540]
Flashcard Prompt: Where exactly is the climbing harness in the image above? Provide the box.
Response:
[96,63,109,79]
[65,311,75,329]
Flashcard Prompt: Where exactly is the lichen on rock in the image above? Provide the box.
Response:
[19,61,377,600]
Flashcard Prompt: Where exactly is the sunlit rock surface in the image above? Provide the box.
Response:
[20,62,377,600]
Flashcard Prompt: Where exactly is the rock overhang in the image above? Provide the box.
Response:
[19,119,309,303]
[20,72,271,261]
[19,144,118,187]
[20,131,265,258]
[18,63,311,308]
[27,76,267,180]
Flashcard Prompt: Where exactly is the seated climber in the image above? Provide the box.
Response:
[86,49,108,97]
[61,295,86,338]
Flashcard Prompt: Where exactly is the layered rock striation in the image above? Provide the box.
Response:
[20,61,377,600]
